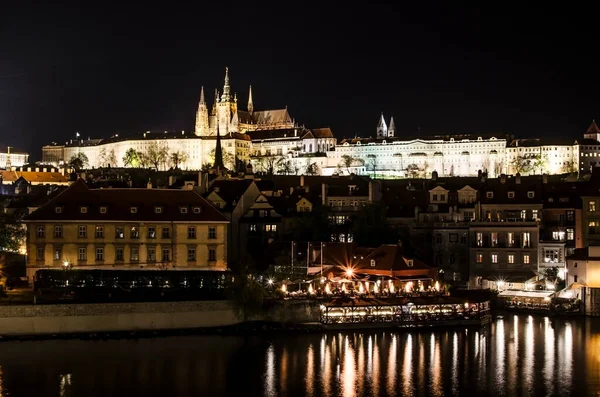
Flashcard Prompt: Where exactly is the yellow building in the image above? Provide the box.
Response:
[24,179,229,281]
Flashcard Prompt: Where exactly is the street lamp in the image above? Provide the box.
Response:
[345,268,354,278]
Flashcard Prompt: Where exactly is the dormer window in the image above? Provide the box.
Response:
[407,259,414,267]
[180,207,188,214]
[486,192,494,199]
[155,207,163,214]
[193,207,201,214]
[80,206,88,214]
[130,207,138,214]
[99,206,107,214]
[55,206,63,214]
[508,192,515,199]
[370,259,376,267]
[527,191,535,198]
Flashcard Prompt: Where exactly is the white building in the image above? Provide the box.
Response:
[0,146,29,169]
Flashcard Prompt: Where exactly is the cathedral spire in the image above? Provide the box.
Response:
[248,85,254,115]
[199,86,205,105]
[214,124,225,170]
[376,112,388,138]
[221,66,231,102]
[587,119,600,134]
[388,116,396,137]
[212,89,218,115]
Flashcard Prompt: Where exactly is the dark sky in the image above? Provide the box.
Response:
[1,3,598,160]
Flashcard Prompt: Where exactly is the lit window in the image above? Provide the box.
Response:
[131,247,139,261]
[476,253,483,263]
[130,227,139,239]
[491,254,498,263]
[508,254,514,264]
[523,254,530,264]
[147,227,156,239]
[567,228,574,240]
[115,227,124,239]
[590,201,597,212]
[95,226,104,238]
[249,224,257,232]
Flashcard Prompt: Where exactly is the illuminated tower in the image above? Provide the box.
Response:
[248,85,254,115]
[194,86,209,136]
[377,113,388,138]
[388,116,396,138]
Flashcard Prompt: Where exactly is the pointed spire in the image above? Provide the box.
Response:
[248,85,254,115]
[221,66,231,102]
[376,112,388,137]
[214,124,225,170]
[587,119,600,134]
[388,116,396,137]
[199,86,205,105]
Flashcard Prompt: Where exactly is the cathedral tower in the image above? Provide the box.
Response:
[388,116,396,137]
[217,67,233,135]
[194,86,209,136]
[377,113,388,138]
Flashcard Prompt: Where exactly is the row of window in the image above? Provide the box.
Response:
[37,226,217,240]
[476,232,532,248]
[476,253,531,264]
[249,224,277,232]
[41,246,217,263]
[55,206,203,215]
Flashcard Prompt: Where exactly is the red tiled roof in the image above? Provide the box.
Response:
[357,244,434,275]
[24,179,228,223]
[0,170,69,184]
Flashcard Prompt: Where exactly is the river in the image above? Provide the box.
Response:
[0,314,598,396]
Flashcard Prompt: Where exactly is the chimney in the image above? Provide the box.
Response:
[516,173,521,184]
[321,183,328,206]
[147,178,153,189]
[542,174,548,184]
[300,174,305,187]
[500,174,507,184]
[431,170,438,181]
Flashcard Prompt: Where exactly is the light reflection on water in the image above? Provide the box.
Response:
[0,315,596,396]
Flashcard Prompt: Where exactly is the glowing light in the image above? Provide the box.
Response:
[345,268,354,277]
[308,284,314,294]
[405,281,413,293]
[281,284,287,293]
[342,283,347,293]
[434,281,440,291]
[325,283,331,294]
[267,278,274,285]
[373,283,379,294]
[63,260,69,267]
[389,281,395,293]
[320,277,325,284]
[497,280,505,290]
[525,282,533,291]
[359,282,364,293]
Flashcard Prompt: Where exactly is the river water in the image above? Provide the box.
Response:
[0,314,598,397]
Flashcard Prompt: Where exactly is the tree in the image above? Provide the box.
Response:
[229,268,265,323]
[170,151,189,169]
[0,213,26,253]
[543,266,559,282]
[99,148,118,167]
[106,149,118,167]
[144,141,170,170]
[276,157,293,175]
[351,202,399,248]
[209,148,235,169]
[68,152,89,170]
[366,154,377,178]
[510,155,531,174]
[123,148,141,168]
[337,155,362,175]
[532,154,548,175]
[305,162,319,176]
[406,163,420,178]
[98,148,107,167]
[254,154,280,175]
[562,160,577,174]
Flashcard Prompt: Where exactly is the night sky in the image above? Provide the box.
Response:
[1,3,598,160]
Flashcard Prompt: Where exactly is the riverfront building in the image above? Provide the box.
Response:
[24,179,229,280]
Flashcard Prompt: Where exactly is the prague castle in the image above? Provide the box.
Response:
[40,68,600,178]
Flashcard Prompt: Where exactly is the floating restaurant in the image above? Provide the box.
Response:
[319,296,492,328]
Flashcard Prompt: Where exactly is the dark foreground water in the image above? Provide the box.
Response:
[0,314,598,396]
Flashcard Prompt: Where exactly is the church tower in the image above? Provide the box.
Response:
[388,116,396,138]
[248,85,254,115]
[377,113,388,138]
[194,86,209,136]
[217,67,233,135]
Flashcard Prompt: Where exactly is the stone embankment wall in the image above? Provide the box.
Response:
[583,287,600,316]
[0,299,321,337]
